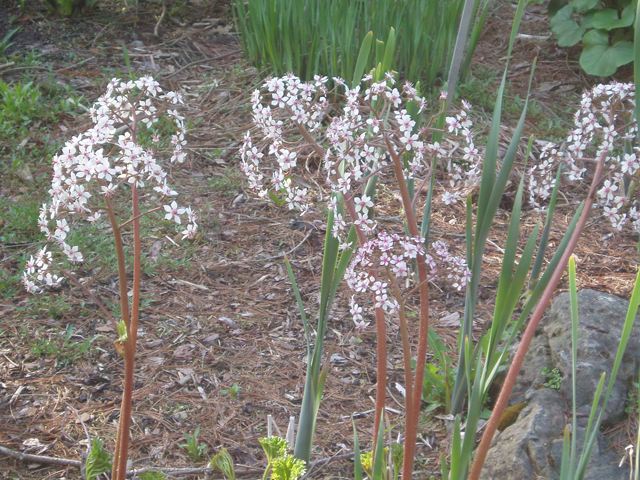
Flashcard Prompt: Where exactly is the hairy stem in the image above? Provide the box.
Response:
[383,132,431,479]
[386,268,413,418]
[111,115,142,480]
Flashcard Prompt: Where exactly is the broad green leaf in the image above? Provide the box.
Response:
[581,10,596,29]
[86,438,113,480]
[621,3,637,28]
[568,0,599,11]
[549,0,570,16]
[550,6,585,46]
[580,30,633,76]
[550,5,573,28]
[559,425,572,480]
[592,8,634,30]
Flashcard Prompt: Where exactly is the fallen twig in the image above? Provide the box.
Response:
[0,444,82,468]
[0,444,264,477]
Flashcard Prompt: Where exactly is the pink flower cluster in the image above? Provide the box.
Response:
[23,77,197,293]
[529,82,640,231]
[346,232,470,329]
[241,72,477,328]
[240,73,479,232]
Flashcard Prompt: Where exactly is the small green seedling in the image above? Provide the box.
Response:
[85,438,112,480]
[179,426,207,462]
[542,367,562,390]
[222,383,241,399]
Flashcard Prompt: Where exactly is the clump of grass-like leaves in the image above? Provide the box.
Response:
[233,0,482,89]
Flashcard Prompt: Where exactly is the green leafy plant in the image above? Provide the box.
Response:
[260,437,290,480]
[542,367,563,390]
[179,426,208,462]
[210,448,235,480]
[420,329,455,414]
[270,455,306,480]
[553,257,640,480]
[44,0,92,16]
[86,438,113,480]
[233,0,491,90]
[0,80,42,126]
[549,0,635,76]
[23,77,195,480]
[0,27,20,58]
[221,382,241,399]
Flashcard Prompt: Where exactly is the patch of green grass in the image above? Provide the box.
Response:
[18,292,73,320]
[0,76,81,138]
[0,265,22,300]
[207,167,242,197]
[455,66,500,114]
[31,324,95,366]
[0,198,41,244]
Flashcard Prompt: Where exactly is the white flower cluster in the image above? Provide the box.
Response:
[241,72,478,329]
[346,231,470,330]
[529,82,640,231]
[23,77,197,293]
[240,73,479,231]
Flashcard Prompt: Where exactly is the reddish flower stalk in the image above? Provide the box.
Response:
[468,149,607,480]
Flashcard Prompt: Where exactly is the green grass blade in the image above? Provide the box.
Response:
[484,167,538,383]
[283,254,309,358]
[559,425,572,480]
[458,352,485,478]
[460,0,493,81]
[352,31,374,88]
[492,151,531,325]
[318,205,342,323]
[501,201,584,350]
[577,262,640,476]
[372,413,386,480]
[635,366,640,480]
[441,453,450,480]
[122,43,132,79]
[352,418,363,480]
[477,57,537,251]
[575,372,606,479]
[569,256,579,477]
[381,27,396,76]
[475,0,526,236]
[449,415,462,480]
[450,23,532,414]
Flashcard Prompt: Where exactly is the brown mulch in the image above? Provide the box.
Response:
[1,1,639,479]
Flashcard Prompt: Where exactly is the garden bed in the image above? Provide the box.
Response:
[0,1,638,478]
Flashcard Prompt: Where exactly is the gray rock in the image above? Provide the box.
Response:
[481,290,639,480]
